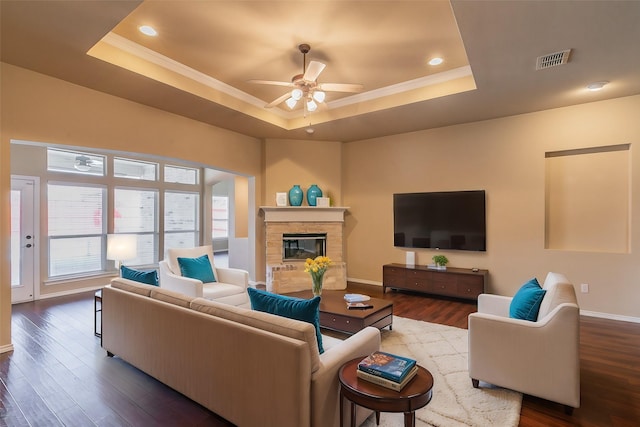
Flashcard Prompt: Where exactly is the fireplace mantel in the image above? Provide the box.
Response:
[260,206,348,223]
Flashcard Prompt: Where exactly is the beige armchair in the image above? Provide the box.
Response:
[158,245,250,308]
[468,272,580,414]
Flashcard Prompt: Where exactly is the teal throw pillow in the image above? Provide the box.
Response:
[247,287,324,354]
[177,254,216,283]
[120,265,159,286]
[509,278,547,321]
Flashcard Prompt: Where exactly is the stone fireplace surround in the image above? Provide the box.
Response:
[261,207,348,294]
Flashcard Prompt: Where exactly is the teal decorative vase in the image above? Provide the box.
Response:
[306,184,323,206]
[288,185,303,206]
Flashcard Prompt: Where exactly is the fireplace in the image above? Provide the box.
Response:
[261,206,348,293]
[283,233,326,261]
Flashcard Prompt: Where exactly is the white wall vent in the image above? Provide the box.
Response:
[536,49,572,70]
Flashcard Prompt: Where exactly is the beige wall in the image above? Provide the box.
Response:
[343,94,640,318]
[263,139,342,207]
[234,176,249,238]
[545,148,630,253]
[0,110,10,352]
[0,63,264,351]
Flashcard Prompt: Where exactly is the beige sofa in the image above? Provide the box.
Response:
[468,272,580,413]
[102,277,381,427]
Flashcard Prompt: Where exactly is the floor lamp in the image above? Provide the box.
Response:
[107,234,137,271]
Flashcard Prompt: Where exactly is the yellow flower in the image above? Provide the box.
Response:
[304,256,332,277]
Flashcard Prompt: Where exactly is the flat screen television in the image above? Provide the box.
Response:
[393,190,486,251]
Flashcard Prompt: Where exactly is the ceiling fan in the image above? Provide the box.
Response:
[74,155,102,171]
[249,44,363,113]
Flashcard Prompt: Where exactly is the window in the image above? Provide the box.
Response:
[114,188,158,265]
[165,191,199,253]
[114,157,158,181]
[212,196,229,239]
[41,146,204,281]
[47,148,105,176]
[165,165,198,184]
[48,183,106,276]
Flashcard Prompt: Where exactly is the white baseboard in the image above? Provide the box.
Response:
[580,310,640,324]
[0,343,15,354]
[38,285,105,300]
[346,277,382,287]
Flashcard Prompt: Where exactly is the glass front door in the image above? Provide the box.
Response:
[11,176,37,303]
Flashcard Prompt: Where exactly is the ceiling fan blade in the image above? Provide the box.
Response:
[303,61,326,82]
[248,79,294,87]
[319,83,364,93]
[265,92,293,108]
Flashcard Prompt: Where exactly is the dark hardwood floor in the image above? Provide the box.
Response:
[1,283,639,426]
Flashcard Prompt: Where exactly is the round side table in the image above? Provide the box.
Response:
[338,357,433,427]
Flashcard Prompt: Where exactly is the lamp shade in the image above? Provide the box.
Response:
[285,97,298,109]
[107,234,137,261]
[291,88,303,100]
[312,90,325,103]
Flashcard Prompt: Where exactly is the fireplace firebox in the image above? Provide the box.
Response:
[282,233,327,261]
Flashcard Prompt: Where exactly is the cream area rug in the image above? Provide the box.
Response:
[360,317,522,427]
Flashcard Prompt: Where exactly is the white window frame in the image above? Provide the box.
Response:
[212,195,229,240]
[164,190,200,255]
[47,182,107,278]
[114,187,159,267]
[42,147,203,283]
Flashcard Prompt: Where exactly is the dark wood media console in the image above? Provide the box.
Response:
[383,263,488,301]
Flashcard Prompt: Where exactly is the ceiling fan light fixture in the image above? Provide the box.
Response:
[291,88,303,100]
[587,81,608,91]
[312,90,326,103]
[285,97,298,109]
[251,43,362,114]
[74,155,92,171]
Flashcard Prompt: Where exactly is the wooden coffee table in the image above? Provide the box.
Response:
[285,290,393,334]
[339,358,434,427]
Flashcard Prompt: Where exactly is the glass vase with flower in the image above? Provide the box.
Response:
[304,256,332,297]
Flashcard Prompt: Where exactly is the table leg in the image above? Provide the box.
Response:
[94,295,98,337]
[94,291,102,337]
[403,411,415,427]
[350,401,356,427]
[375,411,380,425]
[339,390,344,427]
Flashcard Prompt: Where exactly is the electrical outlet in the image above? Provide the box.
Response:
[580,283,589,293]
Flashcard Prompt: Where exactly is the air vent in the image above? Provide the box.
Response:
[536,49,572,70]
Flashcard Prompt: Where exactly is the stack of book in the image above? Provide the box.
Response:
[346,302,374,309]
[344,293,373,310]
[357,351,418,391]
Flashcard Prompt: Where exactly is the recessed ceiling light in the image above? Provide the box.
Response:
[428,57,444,66]
[139,25,158,37]
[586,81,608,91]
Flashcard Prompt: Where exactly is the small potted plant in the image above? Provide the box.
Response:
[432,255,449,270]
